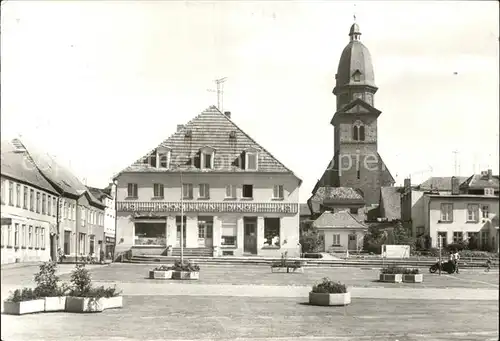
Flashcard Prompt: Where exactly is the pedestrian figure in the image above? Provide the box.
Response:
[453,250,460,274]
[100,249,105,264]
[485,257,492,272]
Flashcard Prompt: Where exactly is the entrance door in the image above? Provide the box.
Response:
[176,225,186,247]
[244,217,257,254]
[198,217,213,247]
[348,234,357,251]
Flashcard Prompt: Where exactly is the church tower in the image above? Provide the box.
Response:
[328,22,394,206]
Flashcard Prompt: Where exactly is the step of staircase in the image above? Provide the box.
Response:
[171,247,212,257]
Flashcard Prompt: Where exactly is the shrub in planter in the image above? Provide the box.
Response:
[65,264,122,312]
[171,260,200,280]
[4,288,45,315]
[309,277,350,306]
[33,261,68,312]
[149,265,173,279]
[379,267,403,283]
[401,268,423,283]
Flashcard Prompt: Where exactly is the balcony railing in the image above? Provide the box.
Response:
[117,201,298,214]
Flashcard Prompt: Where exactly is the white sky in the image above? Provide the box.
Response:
[1,1,499,202]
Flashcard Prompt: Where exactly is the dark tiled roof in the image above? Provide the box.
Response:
[312,210,366,229]
[115,106,300,182]
[310,186,364,202]
[14,139,87,197]
[86,186,111,200]
[419,176,468,191]
[460,174,499,190]
[1,140,59,195]
[299,204,311,216]
[11,139,104,208]
[379,187,401,221]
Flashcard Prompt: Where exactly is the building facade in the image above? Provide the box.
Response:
[114,107,302,258]
[1,140,58,264]
[8,139,106,262]
[425,194,498,251]
[402,174,499,252]
[312,210,367,253]
[88,185,116,259]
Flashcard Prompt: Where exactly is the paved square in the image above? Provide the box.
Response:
[1,263,498,341]
[1,296,498,341]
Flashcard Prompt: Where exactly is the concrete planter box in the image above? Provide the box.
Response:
[172,271,200,280]
[149,270,173,279]
[103,296,123,310]
[3,299,45,315]
[402,274,423,283]
[379,274,403,283]
[44,296,67,312]
[309,292,351,306]
[65,296,104,313]
[271,266,304,273]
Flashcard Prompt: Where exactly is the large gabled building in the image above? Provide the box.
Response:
[113,106,302,258]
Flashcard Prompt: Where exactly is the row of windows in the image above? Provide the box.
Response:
[1,223,46,249]
[1,179,57,217]
[79,206,105,227]
[143,148,260,171]
[437,231,490,246]
[127,183,285,200]
[1,180,105,227]
[134,216,281,248]
[62,230,101,255]
[440,203,490,222]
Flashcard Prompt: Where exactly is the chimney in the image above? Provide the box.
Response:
[451,176,460,195]
[487,169,492,180]
[224,111,231,119]
[404,178,411,189]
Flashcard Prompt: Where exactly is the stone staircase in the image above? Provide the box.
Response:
[171,247,212,257]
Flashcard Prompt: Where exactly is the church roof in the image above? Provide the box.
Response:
[114,106,301,182]
[335,23,376,90]
[312,210,367,229]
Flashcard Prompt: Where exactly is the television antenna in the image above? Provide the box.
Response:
[452,150,459,176]
[207,77,227,112]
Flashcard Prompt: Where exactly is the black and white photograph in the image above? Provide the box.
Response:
[1,1,498,340]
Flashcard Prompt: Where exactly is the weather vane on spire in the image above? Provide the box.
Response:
[353,4,357,22]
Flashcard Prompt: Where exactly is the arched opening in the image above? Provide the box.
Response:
[359,125,365,141]
[353,126,359,140]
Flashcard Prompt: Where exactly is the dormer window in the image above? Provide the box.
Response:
[244,147,260,171]
[352,70,361,82]
[157,147,172,168]
[200,146,216,170]
[149,150,157,167]
[484,188,495,196]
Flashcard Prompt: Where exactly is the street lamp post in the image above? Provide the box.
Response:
[180,169,184,264]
